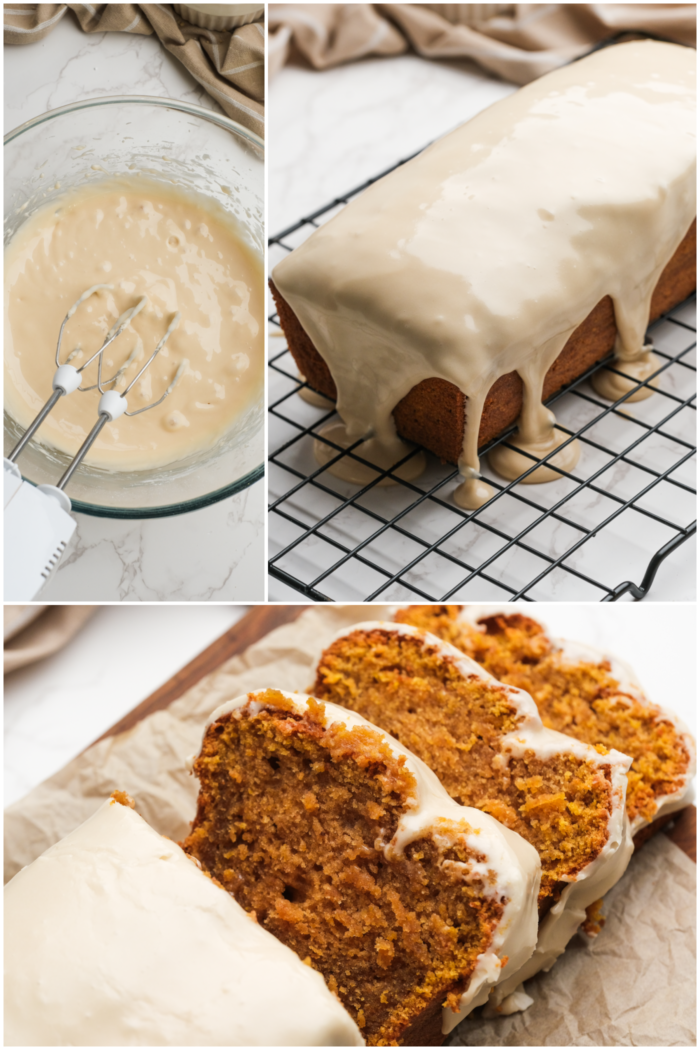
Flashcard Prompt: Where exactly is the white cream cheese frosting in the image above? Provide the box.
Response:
[204,688,542,1034]
[312,620,633,1010]
[4,794,364,1047]
[454,604,697,835]
[272,40,696,505]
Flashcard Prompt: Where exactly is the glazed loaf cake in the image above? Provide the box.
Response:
[271,225,695,464]
[5,792,363,1046]
[271,40,696,475]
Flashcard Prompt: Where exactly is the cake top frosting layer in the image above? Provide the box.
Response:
[324,619,633,772]
[4,794,364,1047]
[272,40,696,480]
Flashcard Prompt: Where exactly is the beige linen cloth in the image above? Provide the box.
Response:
[4,605,95,674]
[4,4,264,138]
[3,606,696,1043]
[269,3,696,82]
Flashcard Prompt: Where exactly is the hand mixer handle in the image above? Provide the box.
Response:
[4,458,77,601]
[3,385,127,598]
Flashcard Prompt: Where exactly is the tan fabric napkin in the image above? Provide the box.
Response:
[4,605,696,1044]
[268,3,696,84]
[4,605,95,675]
[268,4,406,78]
[3,3,264,138]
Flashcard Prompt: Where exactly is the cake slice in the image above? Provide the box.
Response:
[4,792,363,1047]
[182,688,541,1045]
[312,622,633,1008]
[392,605,696,836]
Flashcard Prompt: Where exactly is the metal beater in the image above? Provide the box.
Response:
[4,286,186,600]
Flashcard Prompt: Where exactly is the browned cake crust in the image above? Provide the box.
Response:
[270,220,696,464]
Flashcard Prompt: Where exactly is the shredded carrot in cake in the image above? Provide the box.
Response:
[314,630,615,913]
[395,607,691,827]
[183,690,505,1046]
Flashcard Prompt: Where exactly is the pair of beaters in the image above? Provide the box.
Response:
[4,285,186,600]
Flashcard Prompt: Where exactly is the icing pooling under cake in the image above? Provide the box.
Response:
[314,620,633,1010]
[203,688,542,1034]
[272,40,696,506]
[4,794,363,1047]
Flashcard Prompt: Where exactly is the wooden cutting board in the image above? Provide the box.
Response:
[92,604,696,863]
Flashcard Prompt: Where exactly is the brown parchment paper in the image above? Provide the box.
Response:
[4,606,696,1046]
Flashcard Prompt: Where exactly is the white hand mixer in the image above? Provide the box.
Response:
[4,286,186,600]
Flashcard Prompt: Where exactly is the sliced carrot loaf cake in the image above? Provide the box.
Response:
[182,688,541,1046]
[392,606,696,836]
[312,621,633,1009]
[4,791,362,1047]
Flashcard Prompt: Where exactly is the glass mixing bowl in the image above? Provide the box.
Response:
[4,96,264,518]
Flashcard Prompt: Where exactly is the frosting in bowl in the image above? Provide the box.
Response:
[5,176,263,471]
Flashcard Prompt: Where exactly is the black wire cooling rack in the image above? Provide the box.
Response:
[268,162,696,603]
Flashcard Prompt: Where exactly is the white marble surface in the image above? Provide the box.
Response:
[4,603,248,806]
[4,13,264,601]
[268,55,696,602]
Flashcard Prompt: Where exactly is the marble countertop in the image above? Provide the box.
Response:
[4,603,248,806]
[268,54,696,602]
[4,13,263,601]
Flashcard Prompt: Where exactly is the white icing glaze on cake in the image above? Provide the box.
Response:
[4,795,363,1047]
[321,619,632,774]
[272,40,696,505]
[455,604,697,834]
[315,620,633,1009]
[205,688,541,1034]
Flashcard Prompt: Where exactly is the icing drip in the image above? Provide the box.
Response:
[489,397,580,483]
[483,327,582,485]
[490,356,581,482]
[272,41,695,504]
[314,420,426,485]
[599,278,670,402]
[489,425,580,483]
[453,466,495,509]
[591,343,660,402]
[297,373,335,408]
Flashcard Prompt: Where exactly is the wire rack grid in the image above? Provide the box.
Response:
[268,160,696,603]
